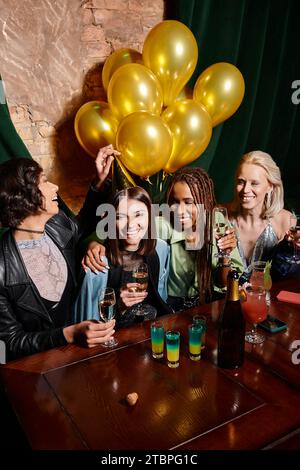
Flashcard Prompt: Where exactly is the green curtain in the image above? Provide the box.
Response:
[0,77,32,163]
[168,0,300,212]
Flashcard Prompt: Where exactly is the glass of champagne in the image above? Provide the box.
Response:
[98,287,118,347]
[131,262,148,322]
[213,207,230,259]
[251,261,266,289]
[242,287,268,344]
[289,215,300,264]
[251,260,272,307]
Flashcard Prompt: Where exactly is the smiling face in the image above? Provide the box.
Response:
[116,197,149,250]
[236,163,272,213]
[38,173,59,217]
[169,181,198,230]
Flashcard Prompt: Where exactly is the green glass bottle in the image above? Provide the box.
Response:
[218,270,245,369]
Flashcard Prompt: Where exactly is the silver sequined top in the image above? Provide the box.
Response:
[234,221,279,281]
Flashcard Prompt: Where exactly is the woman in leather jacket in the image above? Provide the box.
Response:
[0,158,115,361]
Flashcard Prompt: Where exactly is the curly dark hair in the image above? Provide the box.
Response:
[0,158,43,228]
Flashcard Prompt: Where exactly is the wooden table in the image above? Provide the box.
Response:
[1,278,300,450]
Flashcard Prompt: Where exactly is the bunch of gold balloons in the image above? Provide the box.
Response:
[75,20,245,179]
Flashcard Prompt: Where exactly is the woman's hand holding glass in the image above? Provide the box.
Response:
[213,207,236,264]
[120,284,148,308]
[130,263,149,322]
[217,227,237,258]
[63,320,115,347]
[98,287,118,347]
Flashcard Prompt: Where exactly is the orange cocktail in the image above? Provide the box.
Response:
[242,287,267,344]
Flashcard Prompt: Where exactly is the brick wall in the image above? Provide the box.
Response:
[0,0,164,210]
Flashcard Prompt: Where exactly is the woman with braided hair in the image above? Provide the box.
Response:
[155,167,243,311]
[160,167,216,308]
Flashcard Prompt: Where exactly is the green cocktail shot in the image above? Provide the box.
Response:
[193,315,207,350]
[166,331,180,368]
[189,324,204,361]
[151,322,164,359]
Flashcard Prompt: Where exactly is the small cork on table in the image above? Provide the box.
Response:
[126,392,139,406]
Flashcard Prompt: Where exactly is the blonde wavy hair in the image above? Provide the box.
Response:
[232,150,284,218]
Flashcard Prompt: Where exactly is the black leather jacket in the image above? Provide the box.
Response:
[0,187,102,361]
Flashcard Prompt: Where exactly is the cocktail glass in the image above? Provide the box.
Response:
[166,331,180,368]
[192,315,207,350]
[242,287,268,344]
[151,322,164,359]
[188,324,204,361]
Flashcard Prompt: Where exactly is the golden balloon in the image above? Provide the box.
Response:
[74,101,119,158]
[193,62,245,127]
[107,63,163,121]
[102,48,143,91]
[116,111,173,178]
[143,20,198,107]
[162,99,212,174]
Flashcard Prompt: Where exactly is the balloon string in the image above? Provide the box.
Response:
[115,156,136,186]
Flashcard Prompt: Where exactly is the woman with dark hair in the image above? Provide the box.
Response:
[82,146,243,312]
[0,158,115,360]
[73,185,172,324]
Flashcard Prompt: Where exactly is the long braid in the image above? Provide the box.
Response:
[166,167,216,304]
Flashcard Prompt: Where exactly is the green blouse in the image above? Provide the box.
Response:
[155,216,244,298]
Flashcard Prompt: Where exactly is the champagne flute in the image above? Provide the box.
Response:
[131,262,148,322]
[98,287,118,347]
[213,207,230,258]
[289,214,300,264]
[251,261,266,290]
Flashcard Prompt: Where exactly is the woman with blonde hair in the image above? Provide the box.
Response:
[229,150,292,282]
